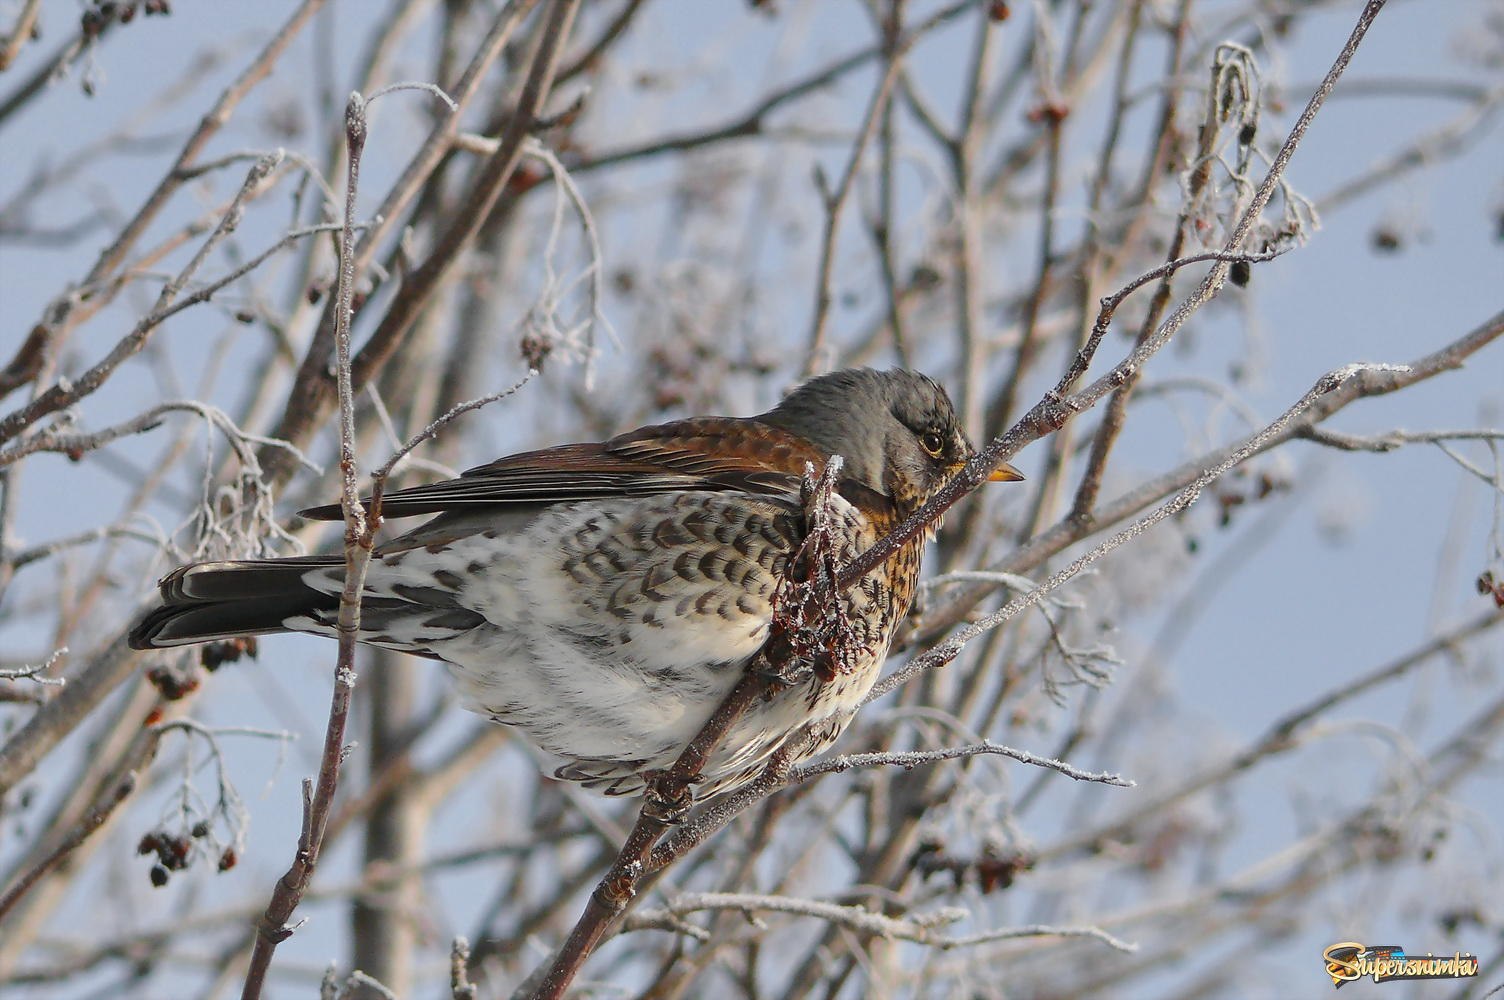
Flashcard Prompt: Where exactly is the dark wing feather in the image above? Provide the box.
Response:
[298,417,825,521]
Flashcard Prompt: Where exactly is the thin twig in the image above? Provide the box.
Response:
[0,153,287,446]
[793,740,1132,786]
[0,0,42,72]
[629,892,1136,953]
[0,648,67,687]
[240,92,370,1000]
[1035,607,1504,865]
[260,0,543,488]
[0,773,138,922]
[802,29,908,375]
[0,400,321,471]
[906,306,1504,647]
[0,0,328,402]
[868,360,1438,701]
[261,0,575,488]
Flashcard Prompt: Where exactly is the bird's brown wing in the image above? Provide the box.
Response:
[297,416,828,521]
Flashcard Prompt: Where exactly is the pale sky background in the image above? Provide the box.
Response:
[1,1,1501,996]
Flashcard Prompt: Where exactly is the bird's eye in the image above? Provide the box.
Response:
[919,430,945,457]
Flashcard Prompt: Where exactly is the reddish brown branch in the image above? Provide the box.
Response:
[530,458,850,999]
[239,94,370,1000]
[528,672,768,1000]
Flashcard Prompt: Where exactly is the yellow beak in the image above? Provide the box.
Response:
[988,462,1026,483]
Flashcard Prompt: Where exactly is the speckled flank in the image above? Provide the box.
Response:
[283,489,919,796]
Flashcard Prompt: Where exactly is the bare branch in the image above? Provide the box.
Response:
[793,740,1132,786]
[0,152,286,446]
[240,91,370,1000]
[627,891,1137,955]
[0,648,66,688]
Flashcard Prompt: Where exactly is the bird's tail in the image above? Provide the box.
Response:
[128,556,343,649]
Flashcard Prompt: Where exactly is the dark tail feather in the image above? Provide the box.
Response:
[129,557,342,649]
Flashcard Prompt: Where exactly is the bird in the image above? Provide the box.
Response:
[130,368,1023,800]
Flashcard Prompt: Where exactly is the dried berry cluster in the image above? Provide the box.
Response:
[144,638,256,702]
[81,1,171,39]
[912,839,1033,895]
[144,665,199,702]
[137,822,236,888]
[1215,467,1289,529]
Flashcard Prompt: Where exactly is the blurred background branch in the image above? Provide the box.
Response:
[0,1,1501,997]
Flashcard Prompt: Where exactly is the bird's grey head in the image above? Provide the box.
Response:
[758,368,974,511]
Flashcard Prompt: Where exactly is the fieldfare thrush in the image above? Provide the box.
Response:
[130,368,1024,798]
